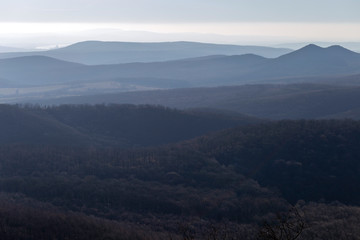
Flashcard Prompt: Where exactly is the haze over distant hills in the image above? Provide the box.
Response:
[0,56,85,85]
[0,44,359,86]
[0,46,27,53]
[38,83,360,120]
[1,42,360,105]
[0,41,292,65]
[252,44,360,78]
[274,42,360,53]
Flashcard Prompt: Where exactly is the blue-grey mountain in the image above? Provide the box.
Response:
[0,41,292,65]
[1,44,360,103]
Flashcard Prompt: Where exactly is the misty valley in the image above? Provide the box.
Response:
[0,41,360,239]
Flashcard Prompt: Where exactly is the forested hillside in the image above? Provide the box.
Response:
[0,113,359,239]
[193,120,360,204]
[0,104,257,146]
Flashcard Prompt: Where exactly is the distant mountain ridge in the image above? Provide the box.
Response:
[1,43,360,102]
[264,44,360,76]
[0,41,292,65]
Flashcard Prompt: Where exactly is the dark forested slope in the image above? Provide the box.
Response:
[0,104,258,147]
[192,120,360,204]
[0,117,359,239]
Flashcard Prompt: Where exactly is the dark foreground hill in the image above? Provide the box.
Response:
[0,104,258,147]
[192,120,360,204]
[0,118,359,239]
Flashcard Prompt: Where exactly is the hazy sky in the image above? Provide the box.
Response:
[1,0,360,48]
[1,0,360,22]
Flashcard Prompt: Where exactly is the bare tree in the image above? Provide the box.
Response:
[258,207,305,240]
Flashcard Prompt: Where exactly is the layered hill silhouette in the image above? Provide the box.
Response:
[0,41,291,64]
[1,43,360,105]
[41,83,360,120]
[1,44,360,89]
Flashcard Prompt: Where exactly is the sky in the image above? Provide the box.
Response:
[1,0,360,49]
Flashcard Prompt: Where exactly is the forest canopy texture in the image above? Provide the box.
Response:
[0,104,359,239]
